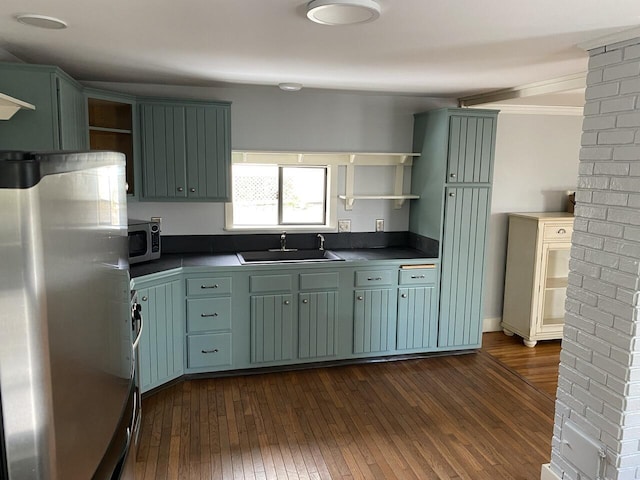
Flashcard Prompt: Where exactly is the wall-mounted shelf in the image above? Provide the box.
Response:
[0,92,35,120]
[338,194,420,209]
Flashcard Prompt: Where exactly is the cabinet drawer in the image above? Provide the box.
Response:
[543,224,573,242]
[355,270,395,287]
[187,333,232,369]
[250,274,292,293]
[399,267,437,285]
[300,272,339,290]
[186,277,232,296]
[186,297,231,332]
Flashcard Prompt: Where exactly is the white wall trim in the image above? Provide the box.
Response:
[540,464,561,480]
[578,26,640,51]
[483,317,503,333]
[469,104,583,116]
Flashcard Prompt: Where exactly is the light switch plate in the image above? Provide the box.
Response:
[338,219,351,233]
[376,219,384,232]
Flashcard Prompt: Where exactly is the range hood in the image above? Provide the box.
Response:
[0,92,35,120]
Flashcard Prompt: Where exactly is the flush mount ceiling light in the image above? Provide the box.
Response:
[15,14,68,29]
[306,0,381,26]
[278,83,303,92]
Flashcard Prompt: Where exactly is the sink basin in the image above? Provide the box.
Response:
[237,249,344,264]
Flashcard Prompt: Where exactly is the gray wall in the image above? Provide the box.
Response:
[484,113,582,326]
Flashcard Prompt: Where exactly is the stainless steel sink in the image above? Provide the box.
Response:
[237,249,344,264]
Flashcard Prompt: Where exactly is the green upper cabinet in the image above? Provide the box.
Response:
[446,114,495,184]
[0,63,87,151]
[139,100,231,201]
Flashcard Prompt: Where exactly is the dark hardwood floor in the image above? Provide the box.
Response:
[136,333,561,479]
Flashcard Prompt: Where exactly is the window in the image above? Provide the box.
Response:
[226,162,335,230]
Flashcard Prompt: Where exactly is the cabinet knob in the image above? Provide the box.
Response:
[450,173,456,178]
[141,296,148,301]
[401,293,407,298]
[558,228,566,234]
[284,300,290,305]
[177,187,184,192]
[449,192,456,197]
[190,188,196,193]
[201,348,219,354]
[302,299,309,304]
[357,296,364,301]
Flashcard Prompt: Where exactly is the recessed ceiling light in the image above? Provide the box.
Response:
[278,83,303,92]
[15,14,68,30]
[306,0,381,26]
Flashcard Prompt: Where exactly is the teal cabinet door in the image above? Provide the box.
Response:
[353,289,396,354]
[56,75,88,150]
[438,186,491,348]
[185,105,231,200]
[250,294,294,363]
[447,115,496,184]
[137,279,184,393]
[298,292,338,359]
[139,103,187,199]
[139,100,231,201]
[397,286,438,350]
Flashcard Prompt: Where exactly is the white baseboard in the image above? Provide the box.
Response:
[483,317,502,332]
[541,464,561,480]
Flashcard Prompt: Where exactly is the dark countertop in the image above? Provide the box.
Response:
[130,248,437,278]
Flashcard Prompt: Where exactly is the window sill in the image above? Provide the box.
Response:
[224,225,336,233]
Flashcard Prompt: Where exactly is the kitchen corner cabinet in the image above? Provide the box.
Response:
[502,212,574,347]
[410,108,498,350]
[0,62,87,150]
[136,276,184,393]
[139,100,231,201]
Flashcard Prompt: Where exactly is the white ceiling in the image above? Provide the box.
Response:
[1,0,640,101]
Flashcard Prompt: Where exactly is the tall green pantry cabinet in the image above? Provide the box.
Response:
[410,108,498,349]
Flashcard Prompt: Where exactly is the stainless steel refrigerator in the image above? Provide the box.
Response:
[0,151,139,479]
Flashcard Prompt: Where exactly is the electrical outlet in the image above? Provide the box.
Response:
[338,219,351,233]
[376,219,384,232]
[151,216,162,231]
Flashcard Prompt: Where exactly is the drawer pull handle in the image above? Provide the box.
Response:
[357,296,364,300]
[557,228,566,234]
[201,348,219,354]
[200,313,218,317]
[141,296,148,301]
[284,300,290,305]
[401,293,407,298]
[411,275,426,279]
[201,284,219,289]
[302,299,309,304]
[367,277,382,281]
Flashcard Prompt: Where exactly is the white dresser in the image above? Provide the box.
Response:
[501,212,574,347]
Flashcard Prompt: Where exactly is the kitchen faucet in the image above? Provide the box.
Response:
[280,231,287,251]
[317,233,325,251]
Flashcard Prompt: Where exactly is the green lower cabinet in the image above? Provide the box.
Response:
[298,291,338,359]
[439,186,491,348]
[250,294,294,364]
[397,286,438,350]
[353,289,397,354]
[137,279,184,393]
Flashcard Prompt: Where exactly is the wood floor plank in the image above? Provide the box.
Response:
[137,334,559,479]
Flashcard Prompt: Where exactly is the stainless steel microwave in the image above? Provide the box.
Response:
[128,219,160,264]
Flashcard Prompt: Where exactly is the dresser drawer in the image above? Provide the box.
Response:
[187,333,232,369]
[250,274,292,293]
[187,297,231,332]
[186,277,232,296]
[543,224,573,242]
[399,267,437,285]
[355,270,395,287]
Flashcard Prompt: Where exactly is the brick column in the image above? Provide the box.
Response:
[546,37,640,480]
